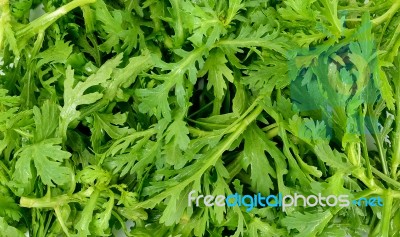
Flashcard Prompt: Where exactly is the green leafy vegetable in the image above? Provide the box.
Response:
[1,0,400,236]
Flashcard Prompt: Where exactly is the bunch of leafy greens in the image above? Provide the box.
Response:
[1,0,400,236]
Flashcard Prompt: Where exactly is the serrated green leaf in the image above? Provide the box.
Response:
[281,210,333,237]
[60,54,122,139]
[13,138,71,187]
[198,49,234,99]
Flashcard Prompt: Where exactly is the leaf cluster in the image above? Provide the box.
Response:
[1,0,400,236]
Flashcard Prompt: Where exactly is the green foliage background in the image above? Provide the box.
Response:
[1,0,400,236]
